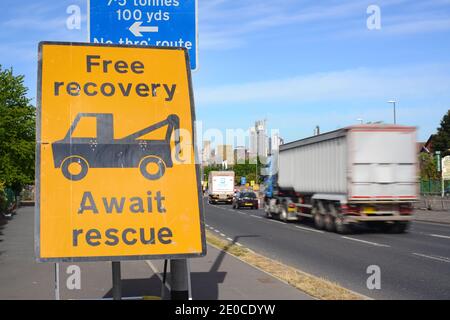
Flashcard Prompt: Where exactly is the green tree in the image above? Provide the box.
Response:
[201,164,222,181]
[419,153,439,180]
[0,66,35,195]
[202,156,269,186]
[433,110,450,156]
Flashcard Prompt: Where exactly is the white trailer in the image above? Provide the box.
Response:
[208,171,235,204]
[264,125,418,233]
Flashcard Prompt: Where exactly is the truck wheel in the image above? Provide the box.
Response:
[389,222,410,234]
[314,213,325,230]
[61,156,89,181]
[324,214,335,232]
[335,216,351,234]
[264,203,273,219]
[139,156,166,180]
[280,207,288,222]
[325,205,338,232]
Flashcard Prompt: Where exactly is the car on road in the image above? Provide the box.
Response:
[232,191,259,209]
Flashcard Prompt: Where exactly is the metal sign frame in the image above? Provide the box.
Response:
[86,0,199,71]
[35,41,206,262]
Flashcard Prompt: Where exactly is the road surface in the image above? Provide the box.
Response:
[204,201,450,300]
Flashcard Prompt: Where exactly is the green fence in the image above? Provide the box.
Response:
[0,187,16,215]
[420,180,450,195]
[5,188,15,206]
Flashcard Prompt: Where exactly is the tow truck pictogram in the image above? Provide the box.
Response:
[52,113,183,181]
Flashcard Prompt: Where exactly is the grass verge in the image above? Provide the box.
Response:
[206,230,368,300]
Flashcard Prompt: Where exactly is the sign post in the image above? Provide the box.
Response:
[442,156,450,198]
[88,0,198,70]
[54,263,60,300]
[36,43,206,298]
[170,259,189,300]
[112,261,122,300]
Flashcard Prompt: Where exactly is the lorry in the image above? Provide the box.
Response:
[264,124,418,234]
[208,171,235,204]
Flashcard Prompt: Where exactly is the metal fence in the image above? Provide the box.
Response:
[420,180,450,195]
[0,187,16,216]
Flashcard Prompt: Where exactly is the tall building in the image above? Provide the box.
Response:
[234,146,247,164]
[255,119,268,157]
[270,132,284,155]
[216,144,234,165]
[202,140,211,166]
[249,127,257,158]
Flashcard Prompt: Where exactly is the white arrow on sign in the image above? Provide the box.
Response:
[129,21,159,37]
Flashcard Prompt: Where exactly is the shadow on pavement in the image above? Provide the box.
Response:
[102,276,162,299]
[0,218,8,227]
[100,234,258,300]
[193,234,258,300]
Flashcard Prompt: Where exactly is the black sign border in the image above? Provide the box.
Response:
[35,41,207,262]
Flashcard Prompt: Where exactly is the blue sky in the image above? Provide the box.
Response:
[1,0,449,143]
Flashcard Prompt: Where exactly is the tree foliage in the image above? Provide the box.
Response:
[202,157,266,185]
[433,110,450,156]
[419,152,439,180]
[0,66,35,194]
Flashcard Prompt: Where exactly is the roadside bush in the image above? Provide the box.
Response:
[0,181,8,215]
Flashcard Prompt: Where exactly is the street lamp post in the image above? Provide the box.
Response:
[387,100,397,124]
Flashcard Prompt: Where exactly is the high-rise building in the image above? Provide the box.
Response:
[202,140,211,166]
[255,119,268,157]
[234,146,247,164]
[270,132,284,155]
[249,127,257,158]
[216,144,234,165]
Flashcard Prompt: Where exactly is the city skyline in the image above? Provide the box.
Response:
[201,118,282,166]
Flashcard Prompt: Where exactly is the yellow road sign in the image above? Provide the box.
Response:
[36,42,206,262]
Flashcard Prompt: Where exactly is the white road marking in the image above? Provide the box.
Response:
[220,233,226,237]
[236,243,243,247]
[414,220,450,227]
[226,237,233,242]
[341,236,390,248]
[412,253,450,264]
[214,230,220,233]
[295,226,324,234]
[269,220,285,225]
[251,215,263,219]
[429,234,450,240]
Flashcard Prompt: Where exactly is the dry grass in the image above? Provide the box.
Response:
[206,230,368,300]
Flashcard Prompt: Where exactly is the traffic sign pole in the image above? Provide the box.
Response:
[170,259,190,300]
[161,259,168,299]
[54,263,60,300]
[112,261,122,300]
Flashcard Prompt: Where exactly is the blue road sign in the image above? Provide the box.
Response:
[88,0,198,70]
[241,177,247,186]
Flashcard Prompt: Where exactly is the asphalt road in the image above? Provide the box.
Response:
[204,201,450,300]
[0,206,310,300]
